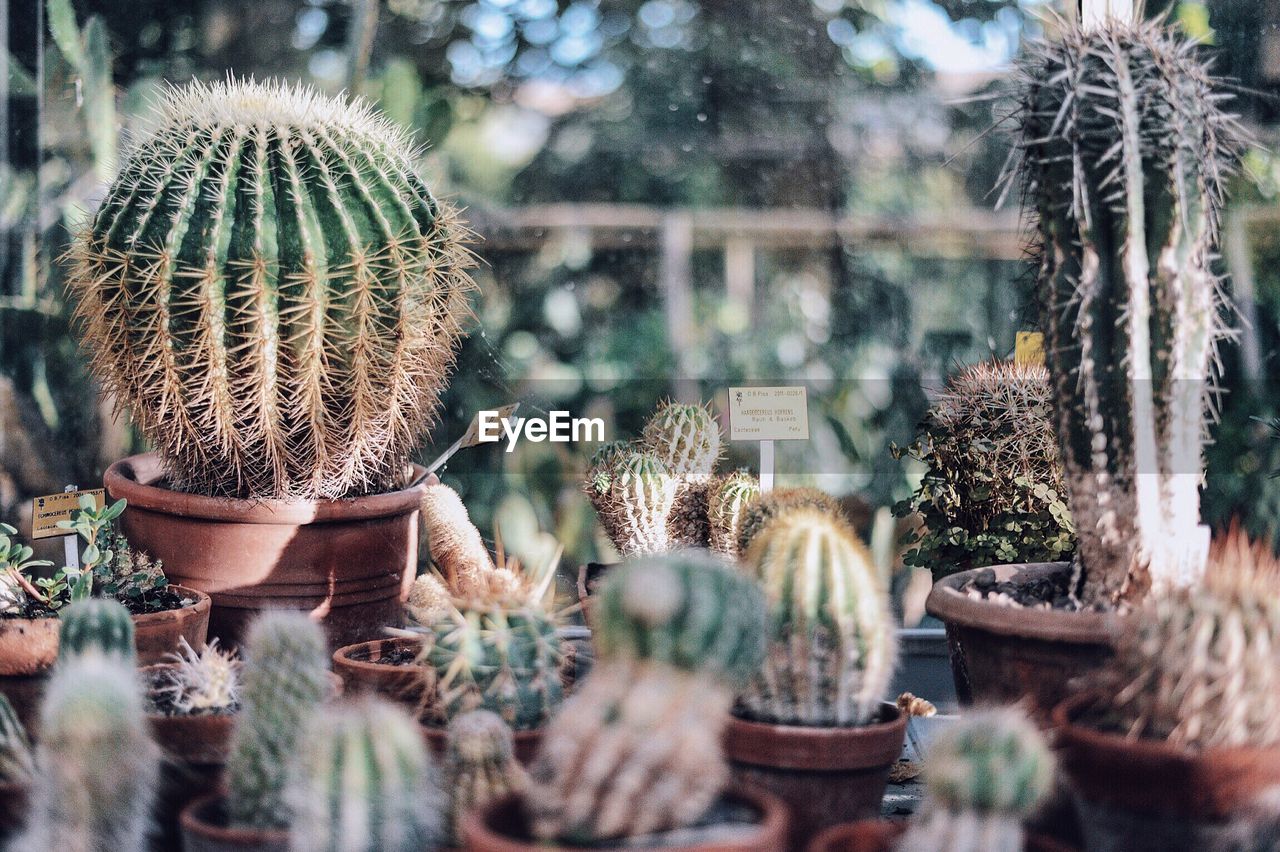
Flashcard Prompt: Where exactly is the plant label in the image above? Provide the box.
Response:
[1015,331,1045,367]
[727,387,809,441]
[31,487,104,540]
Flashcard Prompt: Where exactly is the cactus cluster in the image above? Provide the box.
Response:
[707,470,762,558]
[66,78,475,500]
[1013,19,1245,606]
[57,597,135,662]
[442,709,528,842]
[528,551,766,843]
[152,637,241,716]
[897,707,1054,852]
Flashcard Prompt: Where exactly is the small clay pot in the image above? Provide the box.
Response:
[806,820,1077,852]
[421,722,543,765]
[1053,693,1280,851]
[0,780,29,841]
[331,636,425,706]
[135,585,212,665]
[723,703,906,851]
[180,794,289,852]
[462,785,789,851]
[926,563,1118,715]
[105,453,430,649]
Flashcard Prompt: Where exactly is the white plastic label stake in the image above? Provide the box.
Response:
[62,485,80,575]
[727,387,808,493]
[759,440,775,493]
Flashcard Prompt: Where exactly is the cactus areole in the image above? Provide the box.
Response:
[68,79,474,500]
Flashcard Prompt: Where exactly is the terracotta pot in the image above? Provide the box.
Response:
[462,785,789,851]
[135,585,212,665]
[1053,693,1280,851]
[331,636,426,707]
[926,563,1118,715]
[0,781,28,841]
[105,453,431,649]
[723,703,907,851]
[180,794,289,852]
[806,820,1076,852]
[422,721,543,765]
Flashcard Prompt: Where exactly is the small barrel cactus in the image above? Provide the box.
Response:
[226,611,331,830]
[707,470,761,558]
[588,450,679,556]
[421,481,494,595]
[58,597,136,661]
[443,709,528,841]
[16,652,159,851]
[1014,20,1244,605]
[285,698,445,852]
[66,78,474,499]
[414,603,563,730]
[739,508,897,726]
[640,401,722,480]
[0,693,33,783]
[897,707,1053,852]
[735,486,841,556]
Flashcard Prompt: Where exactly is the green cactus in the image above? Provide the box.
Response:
[285,698,445,852]
[0,693,33,784]
[414,603,563,730]
[588,450,679,556]
[738,508,897,726]
[16,652,159,851]
[443,709,528,842]
[897,707,1054,852]
[640,401,722,480]
[65,78,475,500]
[1014,20,1244,605]
[735,486,841,556]
[226,611,330,830]
[584,440,632,499]
[592,549,766,685]
[707,471,761,558]
[58,597,135,661]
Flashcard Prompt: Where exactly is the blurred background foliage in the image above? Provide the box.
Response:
[3,0,1280,580]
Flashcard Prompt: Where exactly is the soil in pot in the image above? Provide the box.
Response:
[806,819,1077,852]
[462,785,788,851]
[925,562,1117,715]
[723,702,907,852]
[180,794,289,852]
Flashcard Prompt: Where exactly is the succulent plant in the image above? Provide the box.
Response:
[442,709,528,842]
[16,652,159,852]
[1013,19,1245,605]
[587,449,679,557]
[226,611,330,830]
[421,481,494,595]
[0,693,33,784]
[738,508,897,726]
[285,698,445,852]
[707,470,761,558]
[894,361,1075,579]
[735,486,841,556]
[58,597,136,662]
[66,78,475,499]
[897,706,1054,852]
[640,401,722,480]
[153,637,240,716]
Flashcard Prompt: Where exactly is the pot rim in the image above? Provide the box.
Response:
[925,562,1120,645]
[723,702,906,771]
[135,584,212,625]
[332,635,423,669]
[105,452,430,525]
[180,792,289,845]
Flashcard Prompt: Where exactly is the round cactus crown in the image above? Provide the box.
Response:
[446,708,517,764]
[58,597,135,662]
[640,401,722,478]
[67,78,474,499]
[736,486,840,555]
[924,707,1053,815]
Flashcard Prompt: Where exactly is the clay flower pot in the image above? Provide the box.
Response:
[462,785,789,851]
[926,562,1118,714]
[331,636,426,706]
[105,453,431,649]
[723,703,907,851]
[180,794,289,852]
[806,819,1077,852]
[135,585,213,665]
[1053,693,1280,851]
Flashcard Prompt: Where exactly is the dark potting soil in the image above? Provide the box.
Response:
[961,567,1079,611]
[0,587,192,621]
[361,646,419,666]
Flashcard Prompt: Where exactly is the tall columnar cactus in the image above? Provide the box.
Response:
[226,611,330,830]
[443,709,528,842]
[1014,20,1244,605]
[58,597,135,661]
[739,508,897,726]
[735,486,841,556]
[66,78,474,499]
[640,401,722,480]
[420,481,494,595]
[707,471,761,558]
[0,693,33,783]
[587,450,679,556]
[897,707,1054,852]
[285,698,445,852]
[16,653,159,852]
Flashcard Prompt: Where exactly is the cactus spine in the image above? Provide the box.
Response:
[58,597,136,662]
[739,508,897,726]
[897,707,1053,852]
[1014,20,1244,605]
[640,401,722,480]
[442,709,528,842]
[226,611,330,830]
[589,450,679,556]
[707,471,761,557]
[285,698,444,852]
[16,653,159,852]
[66,78,474,499]
[0,693,33,783]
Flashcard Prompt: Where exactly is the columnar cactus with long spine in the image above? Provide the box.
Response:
[739,508,897,726]
[589,450,679,556]
[66,78,474,499]
[285,698,445,852]
[420,481,494,595]
[897,707,1053,852]
[735,486,841,556]
[226,611,330,830]
[58,597,136,661]
[641,401,722,480]
[707,471,761,558]
[1014,20,1244,605]
[16,653,159,852]
[0,693,33,783]
[442,709,528,842]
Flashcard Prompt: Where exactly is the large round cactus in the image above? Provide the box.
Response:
[67,79,474,499]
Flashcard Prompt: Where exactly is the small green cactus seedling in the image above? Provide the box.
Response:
[897,707,1054,852]
[0,693,33,784]
[153,638,241,716]
[735,486,841,556]
[226,611,330,830]
[58,597,135,662]
[16,652,159,852]
[640,401,722,480]
[443,709,528,842]
[588,450,680,556]
[285,698,445,852]
[707,471,761,558]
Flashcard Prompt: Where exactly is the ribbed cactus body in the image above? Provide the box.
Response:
[227,611,330,830]
[58,597,136,661]
[735,486,840,556]
[0,693,32,783]
[286,699,444,852]
[67,79,474,499]
[739,509,896,726]
[17,653,159,852]
[593,451,679,556]
[640,402,721,480]
[707,471,761,558]
[443,709,528,842]
[1016,21,1243,605]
